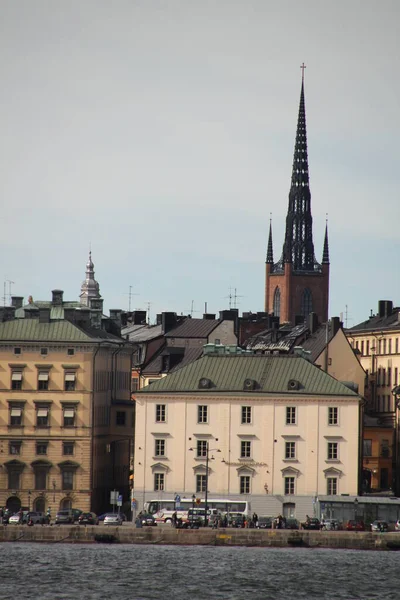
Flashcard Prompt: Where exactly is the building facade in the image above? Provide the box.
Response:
[0,290,134,515]
[134,349,361,521]
[264,75,329,325]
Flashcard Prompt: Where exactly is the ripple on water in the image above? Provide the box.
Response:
[0,544,398,600]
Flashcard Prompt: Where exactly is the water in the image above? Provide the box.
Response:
[0,543,397,600]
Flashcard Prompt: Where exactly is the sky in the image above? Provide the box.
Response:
[1,0,399,327]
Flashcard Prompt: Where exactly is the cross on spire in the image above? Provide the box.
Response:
[300,62,306,81]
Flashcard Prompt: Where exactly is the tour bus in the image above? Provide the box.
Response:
[143,498,251,524]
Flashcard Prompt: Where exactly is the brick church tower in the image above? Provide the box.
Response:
[264,71,330,325]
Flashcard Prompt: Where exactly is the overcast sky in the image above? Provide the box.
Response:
[1,0,399,327]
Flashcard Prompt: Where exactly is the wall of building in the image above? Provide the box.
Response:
[134,391,360,519]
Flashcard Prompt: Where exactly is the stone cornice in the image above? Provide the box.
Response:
[139,393,359,404]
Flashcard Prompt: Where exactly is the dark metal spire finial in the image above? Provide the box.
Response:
[322,214,330,265]
[266,214,274,264]
[300,62,306,82]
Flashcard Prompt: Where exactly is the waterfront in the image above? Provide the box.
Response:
[0,543,398,600]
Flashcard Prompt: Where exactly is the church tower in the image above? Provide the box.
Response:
[264,68,330,325]
[80,251,101,307]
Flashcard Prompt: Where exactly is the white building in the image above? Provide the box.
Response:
[134,347,361,520]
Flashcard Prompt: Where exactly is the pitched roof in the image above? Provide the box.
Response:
[139,354,358,396]
[349,309,400,333]
[15,301,85,320]
[246,323,309,352]
[122,324,163,342]
[164,318,219,339]
[142,345,204,376]
[0,319,119,343]
[300,322,335,363]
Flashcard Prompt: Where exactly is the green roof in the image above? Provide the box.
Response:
[0,319,94,342]
[139,355,358,397]
[15,301,87,320]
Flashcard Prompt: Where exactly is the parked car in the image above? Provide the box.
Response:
[104,513,123,526]
[71,509,83,522]
[55,510,74,525]
[138,513,157,527]
[302,518,321,530]
[78,512,99,526]
[371,520,389,532]
[9,513,24,525]
[226,512,246,528]
[322,519,340,531]
[256,517,272,529]
[345,520,365,531]
[25,511,49,525]
[285,518,300,530]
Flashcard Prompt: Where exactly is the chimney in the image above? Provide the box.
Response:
[90,309,102,329]
[203,313,216,320]
[378,300,393,318]
[0,307,16,322]
[52,290,64,306]
[11,296,24,309]
[133,310,147,325]
[74,307,91,329]
[39,308,51,323]
[331,316,341,336]
[109,309,123,336]
[64,308,75,323]
[308,312,319,334]
[161,312,178,334]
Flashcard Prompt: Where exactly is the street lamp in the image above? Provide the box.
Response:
[191,494,195,527]
[189,440,220,527]
[354,498,359,521]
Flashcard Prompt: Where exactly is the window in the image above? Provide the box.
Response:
[154,473,164,491]
[155,439,165,457]
[381,440,390,458]
[388,368,392,387]
[327,477,337,495]
[64,372,76,391]
[36,441,48,455]
[14,347,21,355]
[8,470,20,490]
[35,469,47,490]
[389,339,392,354]
[67,348,75,356]
[383,340,387,354]
[214,339,220,345]
[197,440,207,458]
[116,411,126,426]
[63,407,75,427]
[198,405,208,424]
[363,439,372,457]
[328,407,338,425]
[284,477,295,495]
[10,407,23,426]
[240,441,251,458]
[241,406,252,424]
[361,341,364,355]
[62,470,74,490]
[397,339,399,354]
[9,441,21,455]
[395,368,398,386]
[301,288,313,317]
[38,371,49,391]
[286,406,296,425]
[36,407,49,427]
[11,370,23,390]
[131,378,139,391]
[327,442,338,460]
[63,442,74,456]
[285,441,296,459]
[40,347,48,356]
[196,474,207,493]
[366,340,370,355]
[273,287,281,318]
[240,475,250,494]
[156,404,166,423]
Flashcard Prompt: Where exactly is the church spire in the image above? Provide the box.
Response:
[281,65,320,272]
[322,218,330,264]
[80,250,101,306]
[266,216,274,264]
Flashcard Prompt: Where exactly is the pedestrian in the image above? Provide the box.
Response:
[172,511,177,527]
[252,512,258,528]
[0,507,3,525]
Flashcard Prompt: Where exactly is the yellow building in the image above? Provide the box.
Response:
[0,290,134,515]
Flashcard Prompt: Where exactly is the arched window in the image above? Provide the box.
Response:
[301,288,313,317]
[273,287,281,318]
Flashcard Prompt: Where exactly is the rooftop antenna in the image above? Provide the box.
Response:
[225,287,244,310]
[344,305,353,329]
[123,286,139,312]
[3,279,14,306]
[185,300,199,317]
[146,301,152,325]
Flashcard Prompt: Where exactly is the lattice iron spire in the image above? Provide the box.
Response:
[280,67,320,272]
[266,215,274,264]
[322,217,330,265]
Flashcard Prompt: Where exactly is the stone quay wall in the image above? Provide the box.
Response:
[1,525,400,551]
